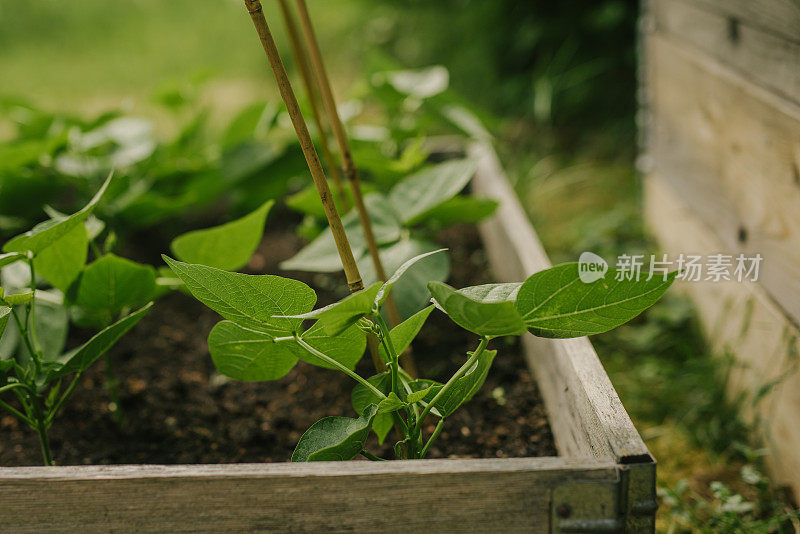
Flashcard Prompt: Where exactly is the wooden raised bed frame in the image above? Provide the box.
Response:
[0,144,657,533]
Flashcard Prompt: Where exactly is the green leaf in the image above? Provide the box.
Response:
[52,303,152,378]
[428,282,526,337]
[1,291,34,306]
[222,102,278,148]
[516,263,678,338]
[3,172,112,255]
[170,200,273,271]
[377,392,405,414]
[281,193,401,273]
[222,142,282,183]
[42,206,105,241]
[375,249,447,307]
[163,257,316,336]
[384,65,450,99]
[423,196,499,228]
[0,253,24,269]
[208,320,298,381]
[291,404,379,462]
[281,231,366,273]
[34,223,88,291]
[70,254,156,328]
[286,183,376,219]
[406,384,437,404]
[0,306,10,338]
[378,305,434,363]
[25,294,69,362]
[352,372,390,414]
[297,322,366,371]
[371,413,394,445]
[284,283,381,337]
[388,159,478,225]
[425,349,497,417]
[359,238,450,320]
[351,372,393,444]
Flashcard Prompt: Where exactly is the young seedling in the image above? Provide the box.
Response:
[0,175,153,465]
[165,244,676,462]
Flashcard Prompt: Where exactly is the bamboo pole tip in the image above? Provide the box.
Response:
[244,0,263,15]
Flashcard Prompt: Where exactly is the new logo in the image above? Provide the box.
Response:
[578,252,608,283]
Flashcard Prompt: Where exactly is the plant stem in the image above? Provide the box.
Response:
[374,314,399,395]
[30,394,53,466]
[292,0,414,373]
[275,0,347,210]
[104,354,124,427]
[45,371,83,427]
[242,0,362,293]
[360,450,387,461]
[11,309,34,358]
[413,336,490,438]
[293,334,386,399]
[420,418,446,459]
[0,382,35,396]
[25,257,42,360]
[89,239,103,260]
[0,397,32,425]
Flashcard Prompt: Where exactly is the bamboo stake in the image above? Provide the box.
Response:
[293,0,417,377]
[243,0,361,292]
[242,0,385,372]
[275,0,347,210]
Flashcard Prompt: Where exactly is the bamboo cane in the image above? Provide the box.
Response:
[243,0,360,292]
[242,0,385,372]
[293,0,417,376]
[275,0,347,210]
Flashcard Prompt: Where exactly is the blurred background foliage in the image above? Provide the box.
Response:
[1,0,797,529]
[371,0,638,137]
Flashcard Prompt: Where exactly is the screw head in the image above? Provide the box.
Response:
[556,503,572,518]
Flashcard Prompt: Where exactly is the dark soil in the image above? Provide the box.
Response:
[0,213,555,465]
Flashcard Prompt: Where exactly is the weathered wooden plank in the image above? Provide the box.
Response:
[644,33,800,328]
[0,458,617,533]
[644,174,800,498]
[689,0,800,44]
[653,0,800,105]
[471,143,652,465]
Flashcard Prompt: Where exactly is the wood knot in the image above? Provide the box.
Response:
[727,17,740,44]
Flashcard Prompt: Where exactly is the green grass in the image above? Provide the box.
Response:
[0,0,370,112]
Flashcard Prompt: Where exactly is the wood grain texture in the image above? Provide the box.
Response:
[644,174,800,498]
[0,458,617,533]
[653,0,800,105]
[645,34,800,328]
[470,143,651,465]
[689,0,800,44]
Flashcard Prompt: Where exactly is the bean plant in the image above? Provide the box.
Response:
[0,175,154,465]
[165,243,675,461]
[283,158,495,319]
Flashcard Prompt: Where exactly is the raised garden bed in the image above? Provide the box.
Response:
[0,144,656,532]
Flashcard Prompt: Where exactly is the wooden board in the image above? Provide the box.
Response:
[653,0,800,105]
[644,174,800,498]
[690,0,800,44]
[644,33,800,328]
[471,143,652,465]
[0,458,617,533]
